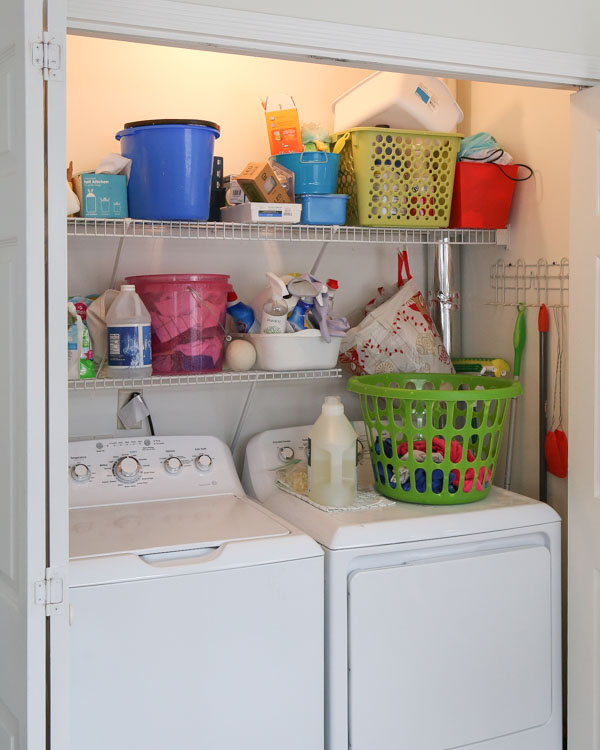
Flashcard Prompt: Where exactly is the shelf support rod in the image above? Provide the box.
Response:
[230,381,258,456]
[109,236,126,290]
[310,242,329,276]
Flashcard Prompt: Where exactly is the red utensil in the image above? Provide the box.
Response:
[545,306,568,478]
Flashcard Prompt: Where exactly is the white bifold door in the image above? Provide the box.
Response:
[569,84,600,748]
[0,1,67,749]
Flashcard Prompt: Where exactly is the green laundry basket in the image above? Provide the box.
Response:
[348,373,521,505]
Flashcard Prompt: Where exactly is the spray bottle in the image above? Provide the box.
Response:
[288,296,316,332]
[260,272,289,334]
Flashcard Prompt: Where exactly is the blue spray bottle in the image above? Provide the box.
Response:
[288,296,316,332]
[226,291,259,333]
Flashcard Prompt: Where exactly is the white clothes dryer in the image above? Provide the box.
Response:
[243,423,562,750]
[69,435,324,750]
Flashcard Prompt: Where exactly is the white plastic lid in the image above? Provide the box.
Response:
[322,395,344,416]
[120,284,135,292]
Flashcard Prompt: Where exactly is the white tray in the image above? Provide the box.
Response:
[220,202,302,224]
[243,329,341,371]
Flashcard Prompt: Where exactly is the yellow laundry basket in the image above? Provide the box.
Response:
[331,128,462,228]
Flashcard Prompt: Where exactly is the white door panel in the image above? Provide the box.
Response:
[0,2,47,749]
[569,84,600,747]
[348,546,552,749]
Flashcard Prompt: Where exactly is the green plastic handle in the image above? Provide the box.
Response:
[513,305,526,377]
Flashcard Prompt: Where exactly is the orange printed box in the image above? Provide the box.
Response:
[263,95,302,156]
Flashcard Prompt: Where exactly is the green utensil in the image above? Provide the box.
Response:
[504,304,526,489]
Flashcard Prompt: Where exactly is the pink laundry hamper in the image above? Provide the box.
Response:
[126,274,231,374]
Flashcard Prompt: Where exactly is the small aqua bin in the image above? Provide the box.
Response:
[116,119,220,221]
[274,152,340,194]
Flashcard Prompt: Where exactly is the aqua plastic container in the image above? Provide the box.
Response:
[299,194,348,225]
[116,119,220,221]
[274,152,340,194]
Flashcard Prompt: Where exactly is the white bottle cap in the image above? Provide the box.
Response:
[120,284,136,292]
[322,395,344,416]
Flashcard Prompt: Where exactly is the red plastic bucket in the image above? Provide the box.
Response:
[449,162,519,229]
[126,274,231,375]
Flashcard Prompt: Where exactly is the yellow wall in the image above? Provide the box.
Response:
[66,35,370,175]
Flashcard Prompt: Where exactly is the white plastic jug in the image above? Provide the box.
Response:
[308,396,357,507]
[106,284,152,378]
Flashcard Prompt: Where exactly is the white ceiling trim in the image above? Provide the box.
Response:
[66,0,600,87]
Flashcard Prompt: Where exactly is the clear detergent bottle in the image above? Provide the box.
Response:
[106,284,152,378]
[308,396,358,507]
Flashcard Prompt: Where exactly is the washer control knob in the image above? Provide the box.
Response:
[279,446,295,463]
[195,454,213,472]
[113,455,142,483]
[164,456,183,475]
[71,463,91,482]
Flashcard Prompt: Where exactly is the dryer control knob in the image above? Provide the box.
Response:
[113,455,142,483]
[279,446,295,462]
[164,456,183,475]
[195,454,213,472]
[71,463,91,482]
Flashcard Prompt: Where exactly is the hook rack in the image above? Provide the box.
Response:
[489,257,569,308]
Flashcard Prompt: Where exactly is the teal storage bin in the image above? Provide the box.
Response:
[274,152,339,194]
[299,194,348,225]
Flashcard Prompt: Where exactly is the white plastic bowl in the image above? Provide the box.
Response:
[243,329,341,371]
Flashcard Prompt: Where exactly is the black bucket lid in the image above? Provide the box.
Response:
[123,118,220,132]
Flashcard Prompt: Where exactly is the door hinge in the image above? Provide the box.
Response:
[32,32,62,81]
[35,567,66,616]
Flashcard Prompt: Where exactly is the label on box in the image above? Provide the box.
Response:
[107,324,152,368]
[75,174,128,219]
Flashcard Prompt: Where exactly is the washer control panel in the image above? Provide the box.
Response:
[69,436,242,508]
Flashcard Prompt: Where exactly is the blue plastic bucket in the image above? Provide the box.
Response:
[116,119,220,221]
[274,152,340,195]
[299,194,348,225]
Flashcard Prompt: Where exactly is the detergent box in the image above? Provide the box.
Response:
[263,95,302,156]
[236,162,292,203]
[74,173,128,218]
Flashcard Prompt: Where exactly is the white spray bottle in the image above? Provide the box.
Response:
[260,272,289,334]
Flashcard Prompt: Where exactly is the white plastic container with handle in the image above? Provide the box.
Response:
[308,396,358,508]
[106,284,152,379]
[333,72,464,133]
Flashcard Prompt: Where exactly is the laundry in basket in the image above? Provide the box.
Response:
[340,274,453,376]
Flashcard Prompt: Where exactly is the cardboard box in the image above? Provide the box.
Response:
[74,174,128,218]
[263,95,302,156]
[236,162,291,204]
[220,202,302,224]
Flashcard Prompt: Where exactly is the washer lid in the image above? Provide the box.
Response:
[123,118,220,131]
[70,494,289,560]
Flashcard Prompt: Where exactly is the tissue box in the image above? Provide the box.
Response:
[74,174,128,218]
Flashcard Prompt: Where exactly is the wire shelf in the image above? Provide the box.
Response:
[68,367,343,391]
[67,218,506,245]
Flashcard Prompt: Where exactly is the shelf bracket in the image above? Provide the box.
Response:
[230,381,258,455]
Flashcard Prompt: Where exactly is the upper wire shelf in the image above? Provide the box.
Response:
[67,218,507,245]
[68,367,343,391]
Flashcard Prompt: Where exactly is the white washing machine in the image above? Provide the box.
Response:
[243,423,562,750]
[68,435,324,750]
